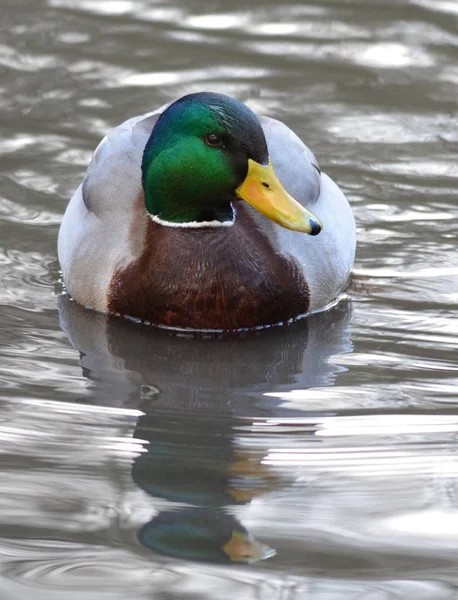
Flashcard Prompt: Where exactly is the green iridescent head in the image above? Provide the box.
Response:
[141,92,322,233]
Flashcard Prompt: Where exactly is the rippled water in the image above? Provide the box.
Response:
[1,0,457,598]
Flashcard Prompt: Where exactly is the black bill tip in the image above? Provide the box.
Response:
[309,219,322,236]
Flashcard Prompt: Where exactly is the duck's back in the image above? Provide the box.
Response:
[58,110,161,311]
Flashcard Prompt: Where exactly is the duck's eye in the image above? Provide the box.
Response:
[204,133,223,148]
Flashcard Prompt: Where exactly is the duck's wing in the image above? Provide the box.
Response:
[58,109,163,310]
[261,116,356,313]
[82,109,162,217]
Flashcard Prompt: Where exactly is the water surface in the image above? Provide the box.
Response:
[0,0,457,598]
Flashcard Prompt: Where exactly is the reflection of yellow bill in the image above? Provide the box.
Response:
[228,450,278,502]
[236,159,322,234]
[222,530,276,563]
[229,487,264,503]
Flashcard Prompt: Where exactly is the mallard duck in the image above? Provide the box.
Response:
[58,92,356,330]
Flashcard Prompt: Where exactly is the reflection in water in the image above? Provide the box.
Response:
[137,507,273,564]
[58,295,352,412]
[132,412,278,563]
[59,295,352,563]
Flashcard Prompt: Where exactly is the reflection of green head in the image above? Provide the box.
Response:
[141,92,268,224]
[131,412,238,506]
[137,508,275,564]
[131,413,283,507]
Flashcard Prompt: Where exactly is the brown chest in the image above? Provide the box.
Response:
[108,210,309,330]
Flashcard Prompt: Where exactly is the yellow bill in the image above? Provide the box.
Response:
[236,159,322,235]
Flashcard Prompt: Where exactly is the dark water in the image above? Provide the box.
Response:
[1,0,458,598]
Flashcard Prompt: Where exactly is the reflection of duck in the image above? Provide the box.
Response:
[59,295,352,414]
[59,295,353,564]
[132,413,277,507]
[138,508,275,564]
[133,406,279,563]
[58,92,356,330]
[130,404,282,563]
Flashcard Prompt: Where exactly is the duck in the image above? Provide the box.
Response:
[58,92,356,331]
